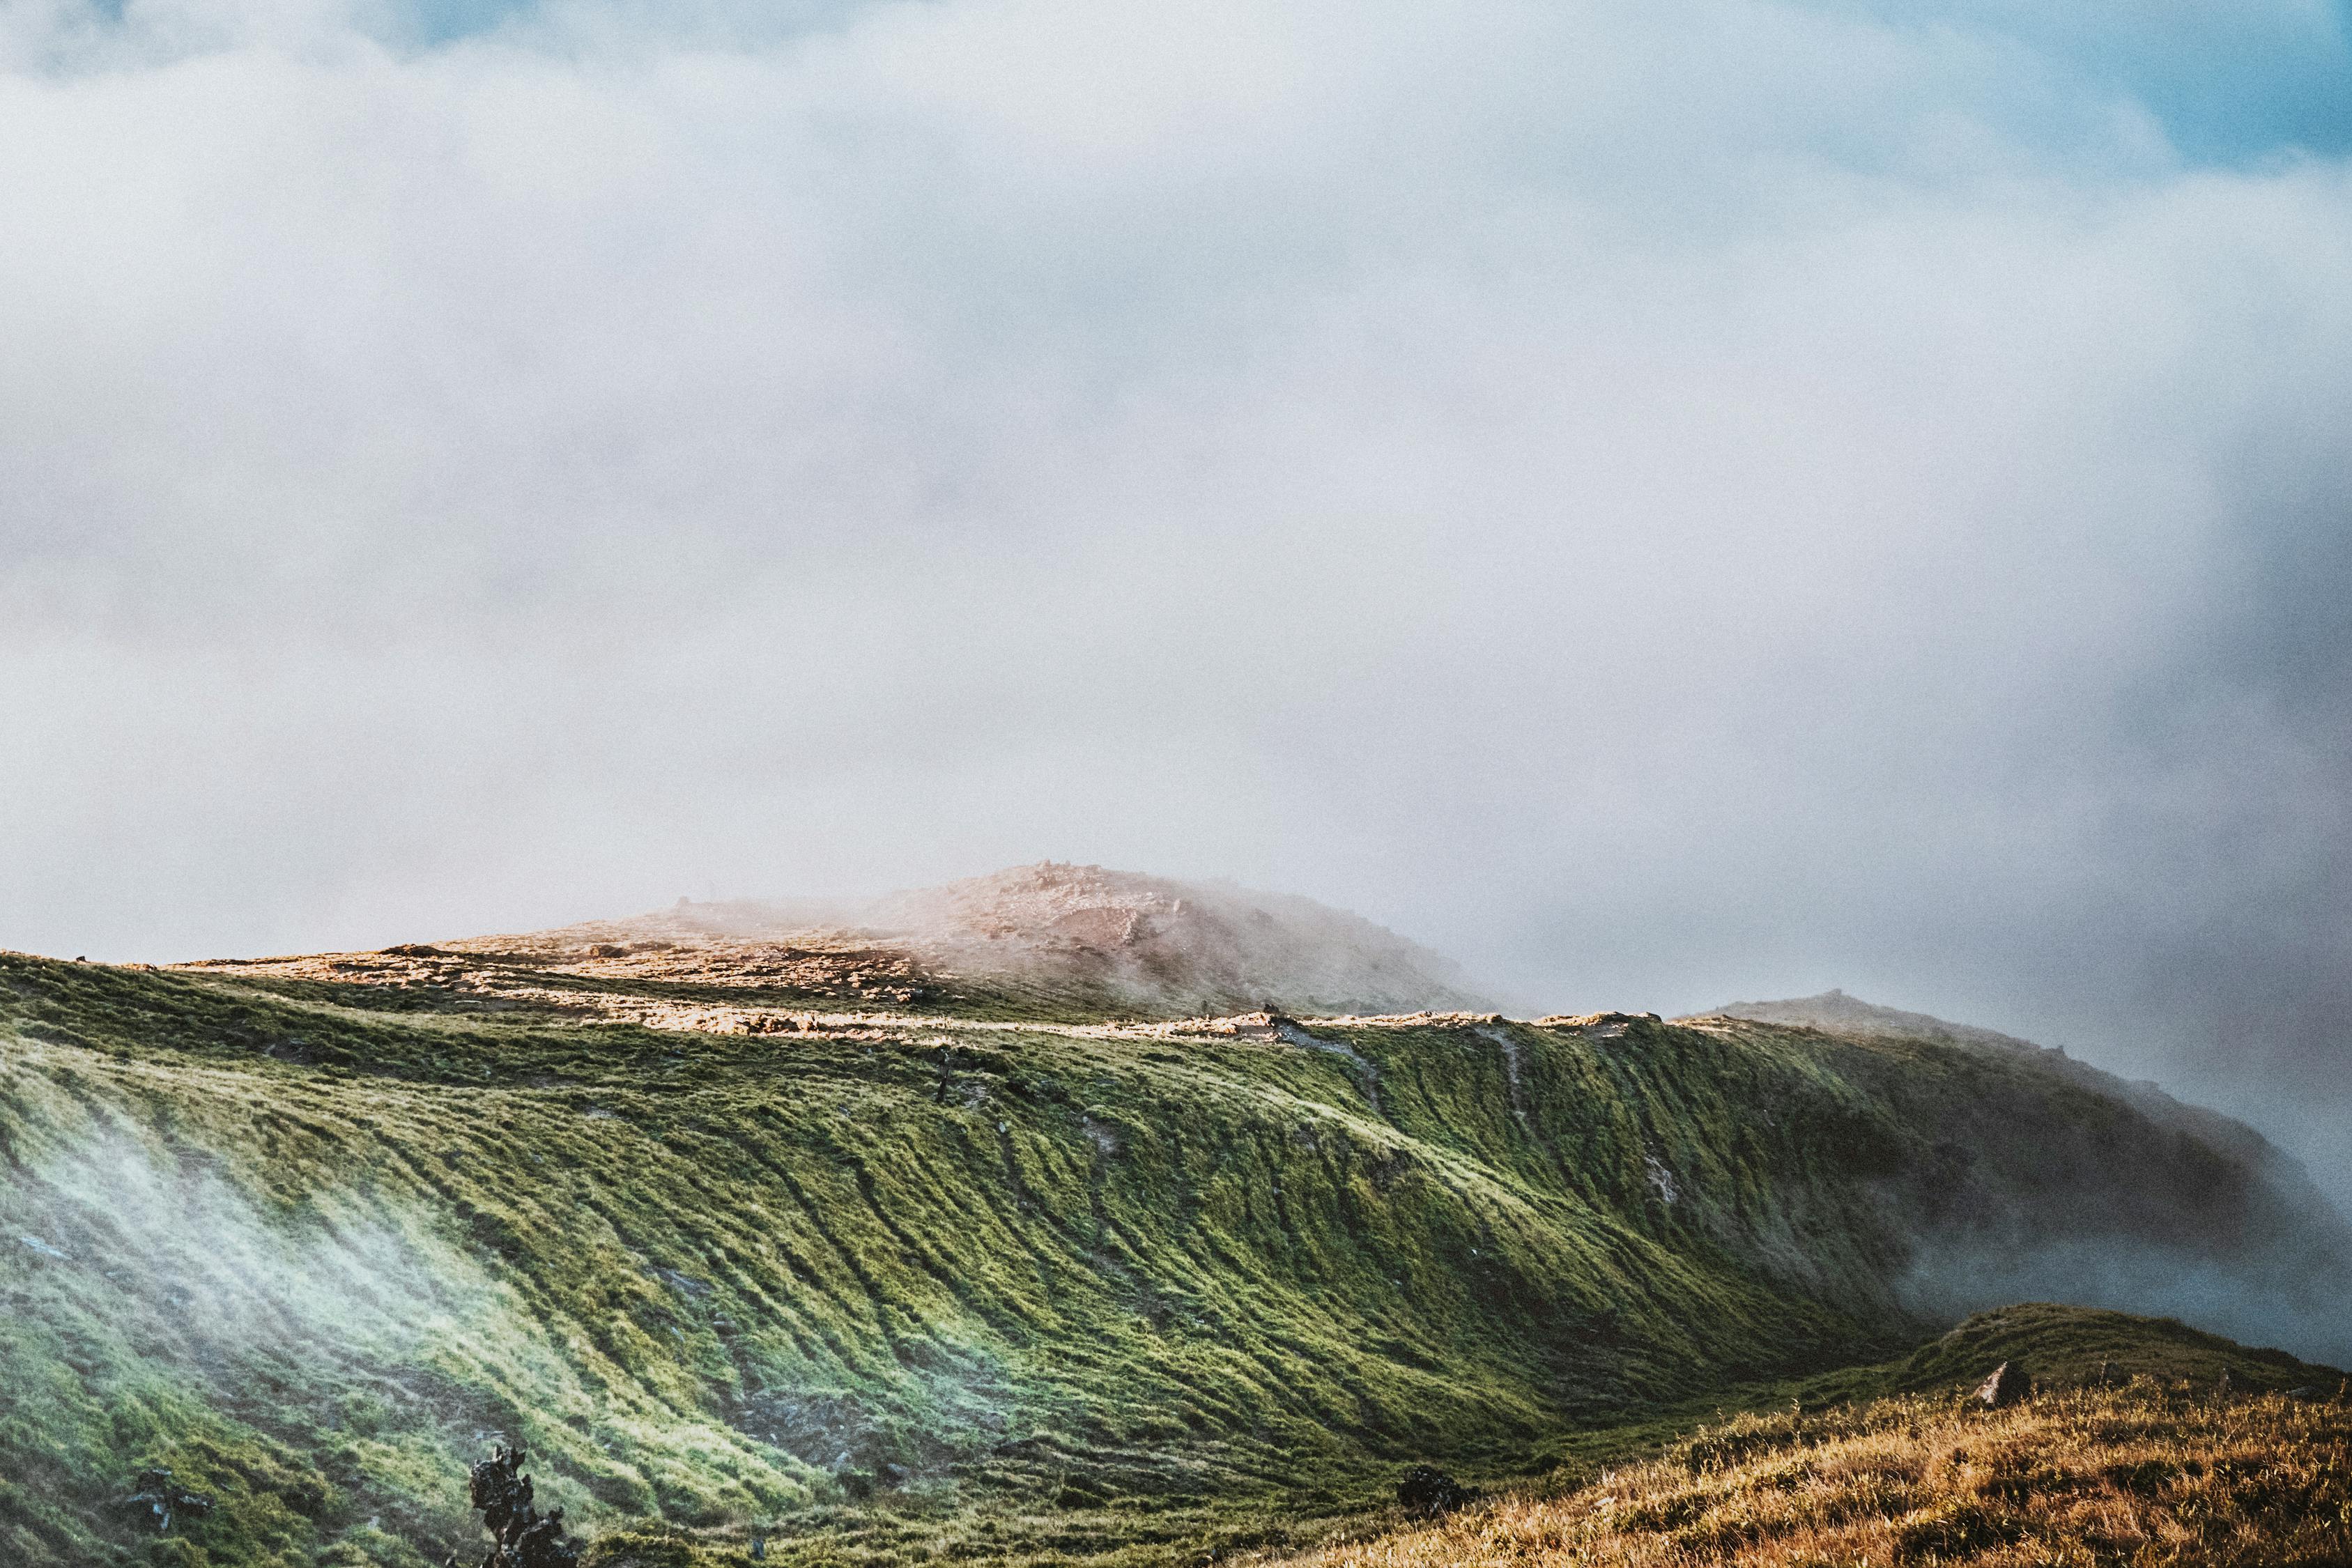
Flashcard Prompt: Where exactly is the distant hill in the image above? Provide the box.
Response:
[861,863,1493,1017]
[1709,989,2052,1055]
[190,863,1494,1024]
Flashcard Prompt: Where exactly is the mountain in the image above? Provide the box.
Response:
[192,863,1491,1026]
[859,863,1493,1018]
[0,891,2344,1567]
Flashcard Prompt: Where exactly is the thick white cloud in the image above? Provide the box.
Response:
[4,0,2351,1185]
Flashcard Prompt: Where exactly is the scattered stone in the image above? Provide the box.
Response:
[1397,1464,1475,1518]
[1643,1151,1680,1206]
[125,1469,213,1534]
[443,1445,580,1568]
[1973,1362,2025,1408]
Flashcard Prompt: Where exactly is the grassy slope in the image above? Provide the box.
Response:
[1270,1374,2352,1568]
[0,955,2332,1567]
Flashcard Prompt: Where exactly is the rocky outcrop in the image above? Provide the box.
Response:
[1396,1465,1476,1518]
[1974,1362,2025,1408]
[444,1446,580,1568]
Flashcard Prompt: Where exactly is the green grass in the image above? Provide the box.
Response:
[0,954,2337,1567]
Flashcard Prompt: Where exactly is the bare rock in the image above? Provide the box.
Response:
[1974,1362,2026,1408]
[1397,1464,1475,1519]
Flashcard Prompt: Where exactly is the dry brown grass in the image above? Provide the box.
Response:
[1274,1384,2352,1568]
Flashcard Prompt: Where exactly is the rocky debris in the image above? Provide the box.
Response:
[1396,1464,1475,1519]
[443,1445,579,1568]
[1974,1362,2026,1408]
[1196,1011,1285,1038]
[1643,1150,1681,1206]
[125,1469,213,1534]
[175,939,932,1033]
[1539,1013,1661,1039]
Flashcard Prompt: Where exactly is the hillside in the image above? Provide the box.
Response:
[1271,1366,2352,1568]
[1,886,2346,1566]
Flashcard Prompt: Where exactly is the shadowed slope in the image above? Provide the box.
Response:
[1702,993,2352,1360]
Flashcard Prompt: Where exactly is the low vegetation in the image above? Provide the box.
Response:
[1272,1380,2352,1568]
[1,939,2344,1567]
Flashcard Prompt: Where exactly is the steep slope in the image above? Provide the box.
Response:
[1,953,2343,1567]
[1706,992,2351,1356]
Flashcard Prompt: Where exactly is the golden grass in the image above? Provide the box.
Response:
[1273,1384,2352,1568]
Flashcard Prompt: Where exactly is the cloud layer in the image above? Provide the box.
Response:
[4,0,2351,1189]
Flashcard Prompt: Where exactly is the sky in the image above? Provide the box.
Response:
[3,0,2351,1194]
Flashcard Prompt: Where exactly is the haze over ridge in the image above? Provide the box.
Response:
[403,861,1496,1018]
[3,0,2351,1207]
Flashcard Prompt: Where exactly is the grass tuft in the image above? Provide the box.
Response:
[1270,1384,2352,1568]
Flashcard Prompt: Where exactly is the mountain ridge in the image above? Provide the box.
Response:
[2,876,2346,1566]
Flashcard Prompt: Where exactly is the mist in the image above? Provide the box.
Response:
[1903,1236,2352,1374]
[3,1,2351,1199]
[4,1125,491,1387]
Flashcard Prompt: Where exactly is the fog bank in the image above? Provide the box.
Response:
[2,1,2350,1198]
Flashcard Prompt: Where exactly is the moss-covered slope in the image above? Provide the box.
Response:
[0,954,2339,1567]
